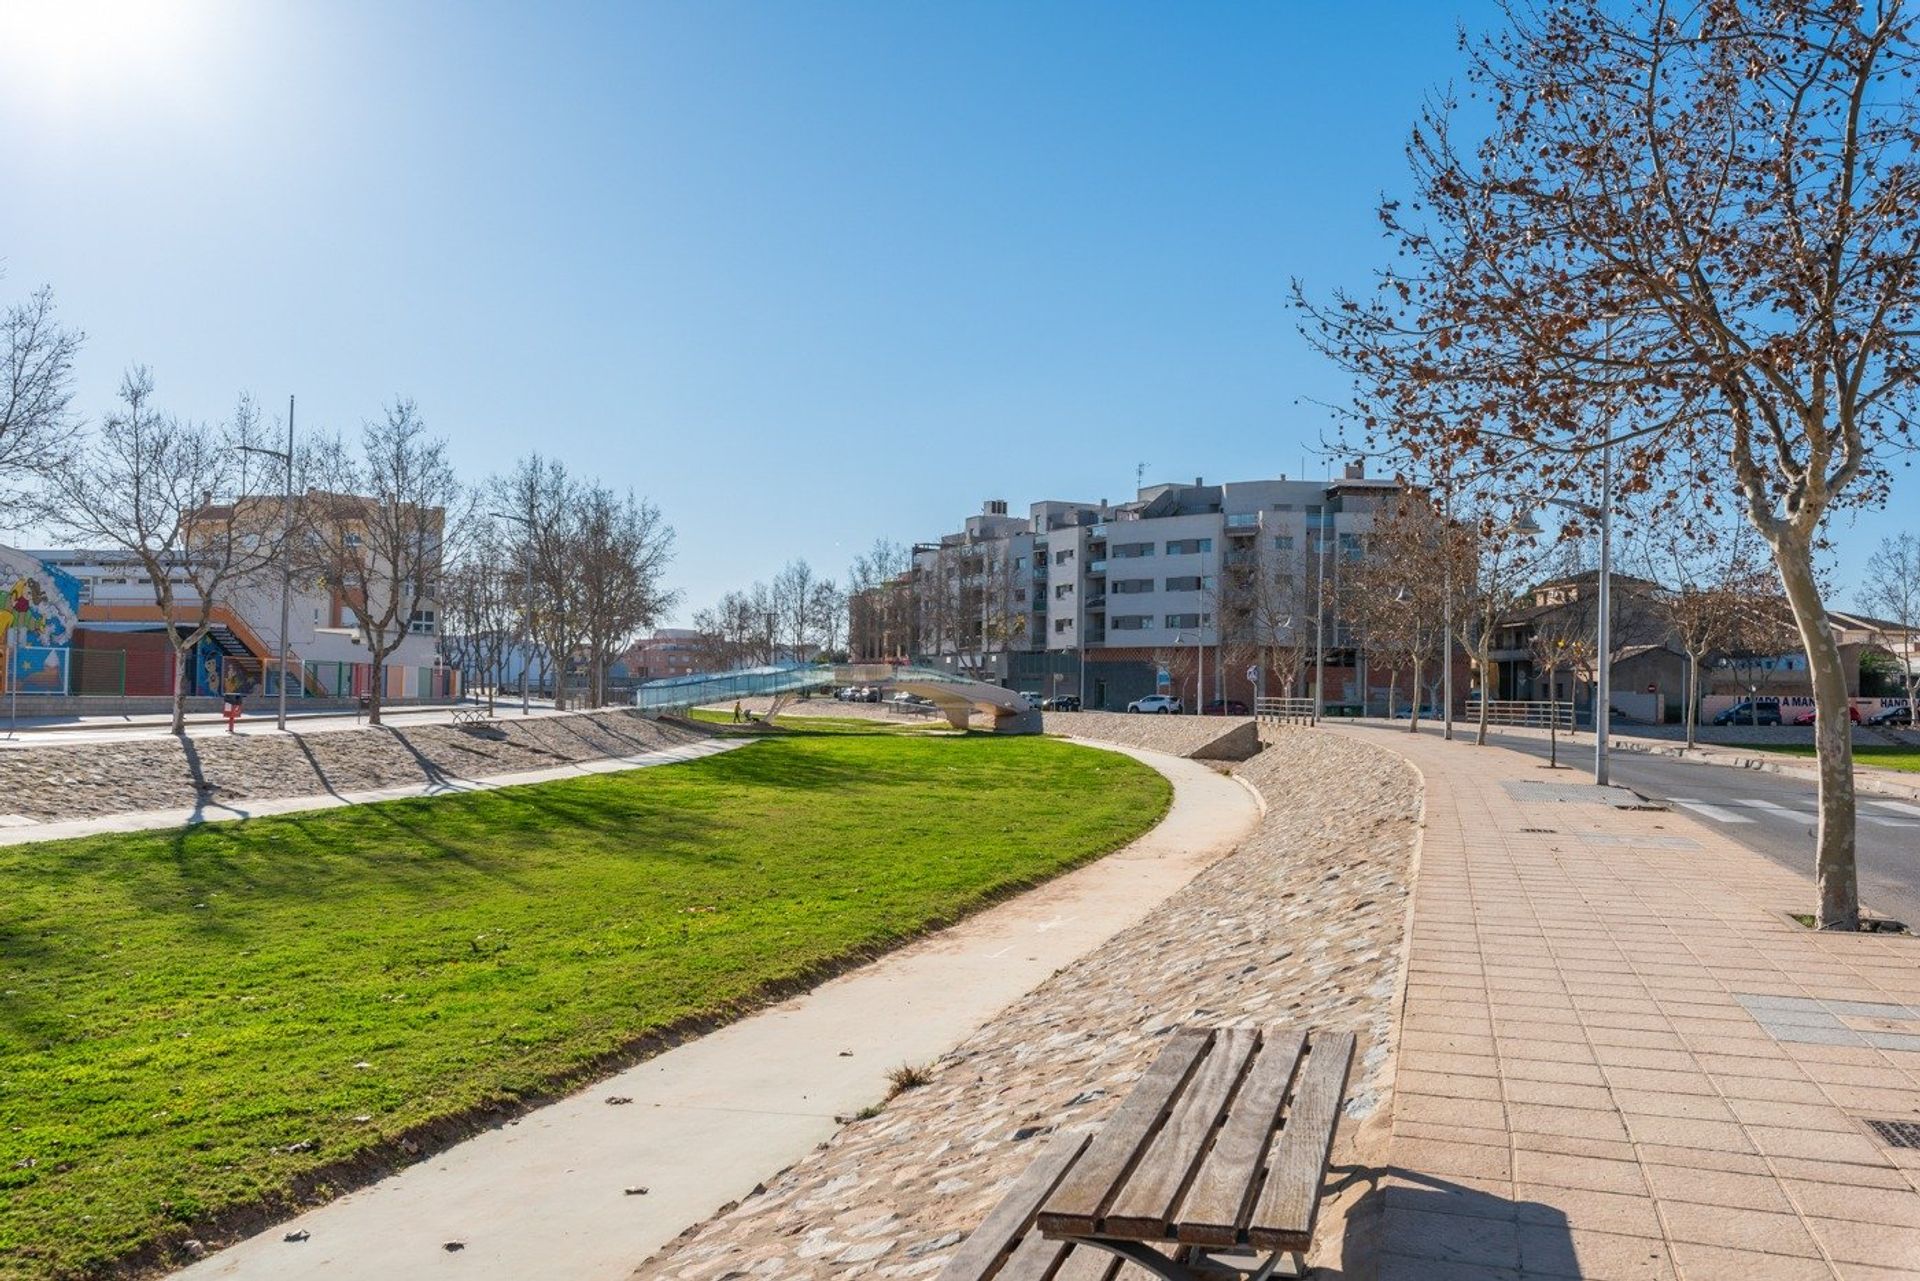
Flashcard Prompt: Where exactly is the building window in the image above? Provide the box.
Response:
[1053,617,1074,633]
[1111,615,1152,630]
[1112,578,1154,594]
[1165,576,1209,593]
[1054,549,1074,564]
[1013,589,1026,603]
[1272,535,1295,551]
[409,609,437,635]
[1164,613,1211,629]
[1013,555,1027,571]
[1165,538,1213,555]
[1054,583,1073,599]
[1113,541,1155,558]
[345,532,363,551]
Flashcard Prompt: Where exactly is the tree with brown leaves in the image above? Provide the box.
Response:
[1301,1,1920,928]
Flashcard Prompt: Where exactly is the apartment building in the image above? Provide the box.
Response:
[910,464,1408,710]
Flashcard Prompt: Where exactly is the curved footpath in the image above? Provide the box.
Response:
[173,738,1261,1280]
[636,726,1423,1281]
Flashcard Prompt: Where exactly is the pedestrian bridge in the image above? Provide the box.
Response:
[634,662,1042,733]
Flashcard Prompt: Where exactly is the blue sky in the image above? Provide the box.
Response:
[0,1,1908,619]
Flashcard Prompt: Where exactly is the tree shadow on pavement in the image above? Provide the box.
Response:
[1339,1166,1581,1279]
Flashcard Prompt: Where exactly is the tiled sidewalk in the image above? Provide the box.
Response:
[1334,725,1920,1280]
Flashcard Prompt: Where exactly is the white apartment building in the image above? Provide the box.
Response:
[912,464,1406,710]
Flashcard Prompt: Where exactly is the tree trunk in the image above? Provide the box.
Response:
[1776,537,1858,931]
[1409,655,1423,732]
[171,644,190,735]
[1475,643,1492,746]
[1685,651,1699,750]
[368,653,386,726]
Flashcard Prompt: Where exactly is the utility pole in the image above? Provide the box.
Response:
[1595,442,1613,786]
[1441,483,1455,741]
[1312,508,1329,725]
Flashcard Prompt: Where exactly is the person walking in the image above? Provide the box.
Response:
[732,699,742,724]
[222,688,245,734]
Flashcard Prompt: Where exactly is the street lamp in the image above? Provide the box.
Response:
[1542,471,1614,788]
[490,510,535,714]
[239,395,296,732]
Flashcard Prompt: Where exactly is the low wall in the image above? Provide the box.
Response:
[1041,710,1262,760]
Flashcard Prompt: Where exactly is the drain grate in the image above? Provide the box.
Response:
[1519,827,1557,834]
[1864,1117,1920,1149]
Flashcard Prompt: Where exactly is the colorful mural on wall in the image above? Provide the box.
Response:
[2,546,82,693]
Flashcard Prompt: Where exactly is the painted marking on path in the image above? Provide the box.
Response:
[1738,799,1819,821]
[1670,800,1755,825]
[1869,800,1920,819]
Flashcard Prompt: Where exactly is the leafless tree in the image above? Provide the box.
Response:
[43,369,282,732]
[848,538,914,660]
[296,400,464,726]
[3,284,81,517]
[1862,533,1920,722]
[439,517,518,712]
[1300,0,1920,926]
[771,559,819,662]
[577,486,678,706]
[1634,516,1776,747]
[493,455,585,708]
[809,576,847,660]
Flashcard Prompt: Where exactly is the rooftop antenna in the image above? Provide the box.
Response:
[1135,461,1147,491]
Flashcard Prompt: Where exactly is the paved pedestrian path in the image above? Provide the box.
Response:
[173,743,1261,1281]
[1335,724,1920,1280]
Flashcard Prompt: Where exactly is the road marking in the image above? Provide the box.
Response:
[1868,800,1920,818]
[1671,800,1755,825]
[1737,798,1819,820]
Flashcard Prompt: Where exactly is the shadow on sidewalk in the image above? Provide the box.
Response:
[1338,1167,1579,1279]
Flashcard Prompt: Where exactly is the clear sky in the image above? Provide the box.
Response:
[0,1,1909,620]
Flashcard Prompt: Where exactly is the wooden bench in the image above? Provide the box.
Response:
[937,1027,1354,1281]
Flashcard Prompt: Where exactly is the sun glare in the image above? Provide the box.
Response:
[0,0,210,107]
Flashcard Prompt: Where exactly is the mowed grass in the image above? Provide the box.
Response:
[0,727,1168,1278]
[1753,744,1920,773]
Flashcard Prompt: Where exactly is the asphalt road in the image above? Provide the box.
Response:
[1436,723,1920,928]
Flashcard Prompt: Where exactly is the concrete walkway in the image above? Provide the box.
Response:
[174,742,1261,1281]
[1337,724,1920,1280]
[0,735,748,846]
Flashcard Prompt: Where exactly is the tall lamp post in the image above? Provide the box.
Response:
[239,396,296,731]
[1542,450,1614,788]
[490,509,535,714]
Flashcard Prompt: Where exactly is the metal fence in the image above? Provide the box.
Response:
[1255,696,1316,725]
[1473,699,1575,730]
[1,645,458,702]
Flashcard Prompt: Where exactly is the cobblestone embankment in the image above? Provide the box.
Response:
[635,725,1421,1281]
[1041,710,1260,758]
[0,710,711,822]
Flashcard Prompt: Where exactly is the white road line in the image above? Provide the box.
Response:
[1868,800,1920,818]
[1738,798,1818,821]
[1864,817,1920,829]
[1672,800,1755,824]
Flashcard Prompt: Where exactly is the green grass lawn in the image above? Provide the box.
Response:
[0,726,1167,1278]
[1751,744,1920,773]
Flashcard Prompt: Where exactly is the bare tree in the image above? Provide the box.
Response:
[493,455,586,708]
[577,486,678,706]
[441,515,523,712]
[848,539,913,660]
[297,401,463,726]
[809,576,847,661]
[3,285,81,516]
[771,559,818,663]
[1301,1,1920,927]
[44,369,281,732]
[1635,516,1776,747]
[1862,533,1920,723]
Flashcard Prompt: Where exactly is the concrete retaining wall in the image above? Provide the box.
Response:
[1041,710,1262,760]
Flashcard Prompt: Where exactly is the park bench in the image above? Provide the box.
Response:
[449,706,491,727]
[936,1026,1354,1281]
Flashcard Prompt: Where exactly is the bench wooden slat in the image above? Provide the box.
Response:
[993,1230,1071,1281]
[937,1129,1092,1281]
[1036,1029,1213,1237]
[1101,1027,1259,1238]
[1048,1245,1121,1281]
[1245,1030,1355,1250]
[1172,1028,1307,1246]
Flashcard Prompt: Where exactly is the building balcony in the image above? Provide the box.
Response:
[1225,513,1261,531]
[1087,560,1107,574]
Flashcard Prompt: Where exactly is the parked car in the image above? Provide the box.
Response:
[1202,699,1249,716]
[1040,695,1081,711]
[1711,700,1782,726]
[1868,703,1914,727]
[1792,704,1861,726]
[1127,694,1184,714]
